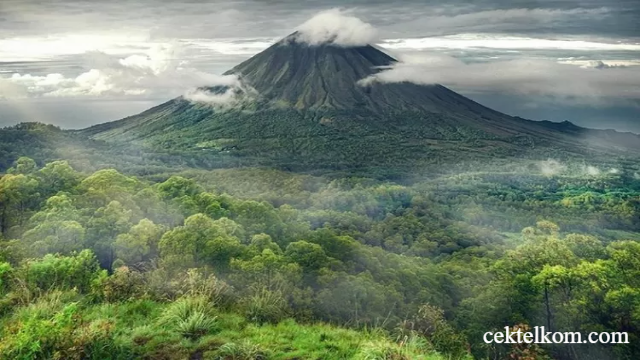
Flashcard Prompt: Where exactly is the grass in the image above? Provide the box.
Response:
[0,295,451,360]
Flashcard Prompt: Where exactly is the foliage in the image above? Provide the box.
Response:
[18,250,104,300]
[157,296,219,340]
[0,157,639,359]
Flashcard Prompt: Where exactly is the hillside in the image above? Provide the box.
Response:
[0,123,259,176]
[80,34,640,177]
[2,157,639,359]
[3,7,640,360]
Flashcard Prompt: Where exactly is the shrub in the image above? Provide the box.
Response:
[398,304,469,360]
[91,266,146,302]
[146,267,234,307]
[212,341,269,360]
[174,311,219,341]
[0,299,120,360]
[0,262,12,296]
[179,268,234,306]
[22,250,104,295]
[355,334,433,360]
[244,286,288,324]
[158,296,219,340]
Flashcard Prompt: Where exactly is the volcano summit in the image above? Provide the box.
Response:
[83,12,640,176]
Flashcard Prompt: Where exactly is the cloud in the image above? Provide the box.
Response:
[182,87,257,108]
[381,34,640,52]
[558,59,640,68]
[0,43,231,99]
[0,78,30,99]
[383,7,611,35]
[182,74,257,107]
[536,160,617,177]
[0,33,162,62]
[583,61,628,70]
[186,38,277,56]
[583,165,601,176]
[183,88,238,106]
[359,52,640,105]
[293,9,379,46]
[538,159,567,176]
[4,73,80,97]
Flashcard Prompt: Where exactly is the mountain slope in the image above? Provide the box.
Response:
[82,34,640,176]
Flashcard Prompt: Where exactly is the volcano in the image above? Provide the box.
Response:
[82,32,640,176]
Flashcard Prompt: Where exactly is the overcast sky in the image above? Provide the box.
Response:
[1,0,639,132]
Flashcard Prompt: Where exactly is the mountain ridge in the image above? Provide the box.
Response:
[80,33,640,176]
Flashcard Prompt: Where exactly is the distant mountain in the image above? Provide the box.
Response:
[0,123,211,175]
[82,33,640,176]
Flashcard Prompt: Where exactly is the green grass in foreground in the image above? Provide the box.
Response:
[0,291,451,360]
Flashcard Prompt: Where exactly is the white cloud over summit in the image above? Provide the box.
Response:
[294,9,379,46]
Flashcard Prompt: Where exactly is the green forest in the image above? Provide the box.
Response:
[1,153,639,360]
